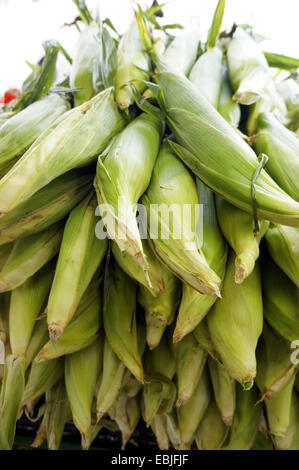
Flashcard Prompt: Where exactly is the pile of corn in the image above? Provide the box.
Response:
[0,0,299,450]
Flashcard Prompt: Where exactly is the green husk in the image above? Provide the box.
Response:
[155,71,299,227]
[195,400,228,450]
[160,29,199,76]
[217,65,241,127]
[208,356,236,426]
[265,375,296,439]
[95,113,162,271]
[24,320,49,370]
[0,89,126,215]
[227,27,270,105]
[103,262,144,383]
[216,196,269,283]
[265,223,299,288]
[0,94,69,171]
[151,414,169,450]
[273,390,298,450]
[252,432,274,450]
[175,333,207,406]
[0,223,63,293]
[225,385,262,450]
[0,244,13,271]
[193,319,220,361]
[289,392,299,450]
[109,390,141,449]
[254,112,299,202]
[207,251,263,388]
[142,143,221,297]
[0,170,92,246]
[65,337,103,450]
[46,193,107,340]
[174,181,227,341]
[0,293,10,381]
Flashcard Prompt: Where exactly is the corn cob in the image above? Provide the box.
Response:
[0,223,63,293]
[151,414,169,450]
[254,112,299,202]
[174,181,227,341]
[0,89,126,216]
[109,390,141,449]
[263,256,299,342]
[0,94,69,171]
[95,113,162,271]
[193,319,220,361]
[0,170,92,246]
[70,22,100,106]
[177,367,210,449]
[207,251,263,388]
[208,357,236,426]
[103,262,144,383]
[225,385,262,450]
[96,338,126,422]
[227,27,270,105]
[65,337,103,450]
[256,324,298,400]
[160,29,199,76]
[195,400,228,450]
[174,333,207,406]
[155,71,299,227]
[217,64,241,127]
[273,390,298,450]
[46,193,107,340]
[142,143,221,297]
[216,196,269,283]
[115,16,151,110]
[265,223,299,287]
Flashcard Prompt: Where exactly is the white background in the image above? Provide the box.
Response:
[0,0,298,92]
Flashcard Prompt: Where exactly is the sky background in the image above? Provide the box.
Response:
[0,0,298,91]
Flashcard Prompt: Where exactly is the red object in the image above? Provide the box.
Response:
[0,88,21,104]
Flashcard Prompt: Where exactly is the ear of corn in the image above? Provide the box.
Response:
[227,28,270,105]
[109,390,141,449]
[151,414,169,450]
[217,65,241,127]
[96,337,126,421]
[142,143,221,297]
[103,262,144,383]
[65,337,103,450]
[262,256,299,342]
[160,29,199,76]
[216,196,269,283]
[0,223,63,293]
[207,251,263,388]
[0,94,69,171]
[195,400,228,450]
[256,324,297,400]
[95,113,162,271]
[289,393,299,450]
[115,16,151,110]
[24,320,48,370]
[273,390,297,450]
[254,112,299,202]
[193,319,220,361]
[208,356,236,426]
[225,384,262,450]
[0,170,93,246]
[46,193,107,340]
[156,71,299,227]
[0,89,126,216]
[174,333,207,407]
[174,181,227,341]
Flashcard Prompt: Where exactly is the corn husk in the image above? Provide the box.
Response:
[65,337,103,450]
[46,193,107,340]
[256,324,298,400]
[123,374,143,398]
[96,338,126,421]
[159,29,199,76]
[252,432,274,450]
[115,16,151,110]
[227,28,270,105]
[217,64,241,127]
[0,244,13,271]
[24,320,48,370]
[35,280,101,362]
[189,46,223,109]
[0,89,125,216]
[0,94,69,171]
[265,223,299,287]
[193,319,220,361]
[195,400,228,450]
[225,385,262,450]
[273,390,298,450]
[207,251,263,388]
[177,367,210,450]
[103,262,144,383]
[289,392,299,450]
[208,357,236,426]
[263,256,299,342]
[70,22,100,106]
[151,414,169,450]
[295,375,299,393]
[174,181,227,341]
[175,333,207,406]
[265,375,296,439]
[0,170,92,246]
[254,112,299,202]
[0,112,14,125]
[142,143,221,297]
[0,293,9,382]
[216,196,269,283]
[155,71,299,227]
[0,223,63,293]
[109,390,141,449]
[95,113,162,271]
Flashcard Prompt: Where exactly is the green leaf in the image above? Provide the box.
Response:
[93,23,118,91]
[135,8,152,52]
[207,0,226,48]
[264,51,299,71]
[130,83,164,121]
[72,0,93,25]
